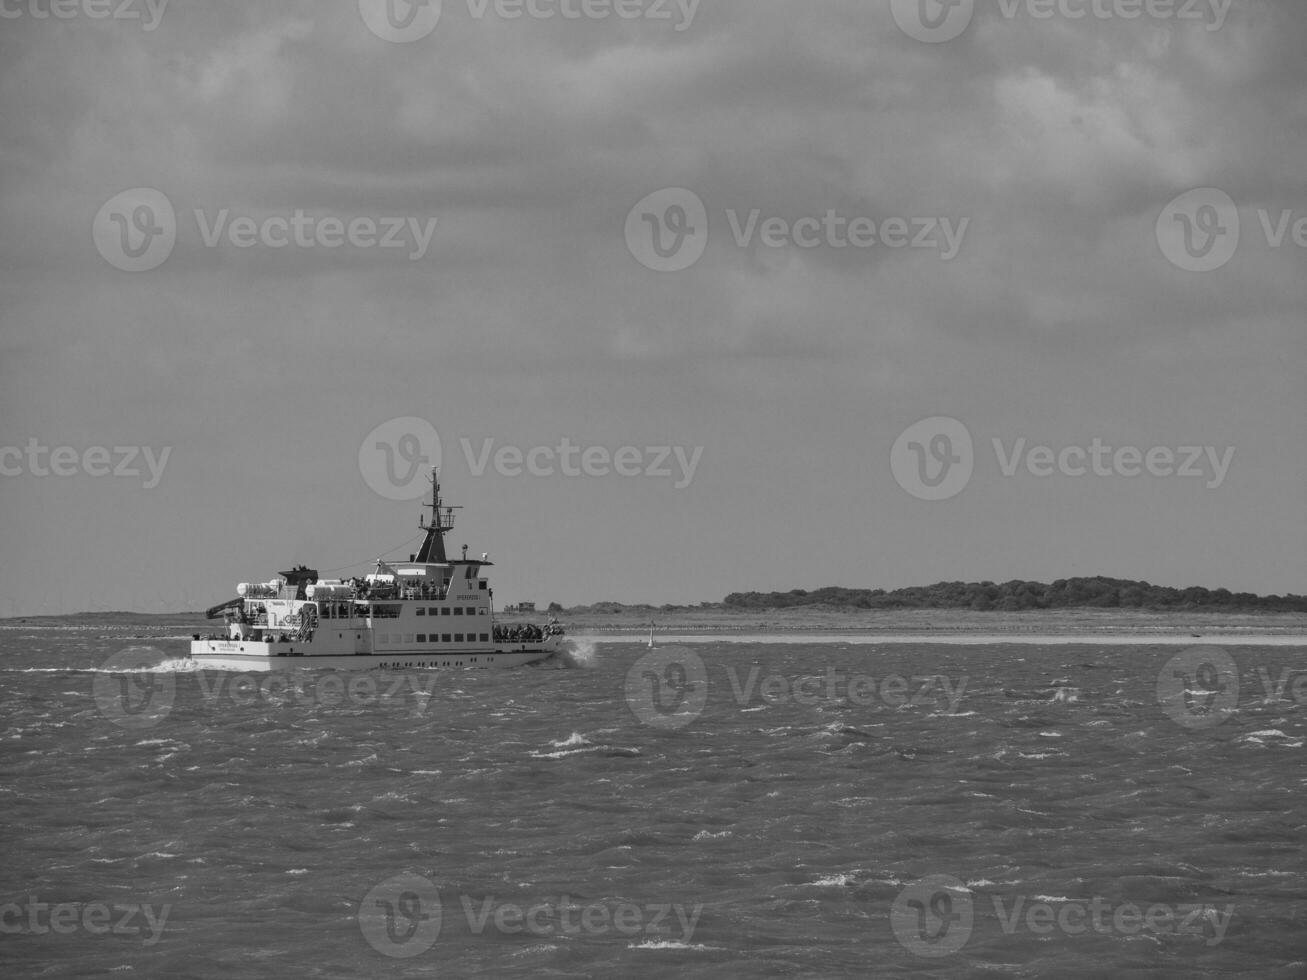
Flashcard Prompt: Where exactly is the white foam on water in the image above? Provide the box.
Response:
[558,639,600,668]
[552,732,591,748]
[810,873,854,887]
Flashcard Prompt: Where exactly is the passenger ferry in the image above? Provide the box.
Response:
[190,471,565,671]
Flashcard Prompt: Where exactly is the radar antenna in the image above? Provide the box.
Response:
[415,468,461,564]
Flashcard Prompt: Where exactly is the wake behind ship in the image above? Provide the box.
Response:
[190,470,564,671]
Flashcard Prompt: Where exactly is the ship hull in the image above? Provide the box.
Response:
[189,638,562,672]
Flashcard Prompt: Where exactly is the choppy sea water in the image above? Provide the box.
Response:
[2,621,1306,978]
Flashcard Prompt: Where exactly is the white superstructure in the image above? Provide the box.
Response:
[189,471,564,671]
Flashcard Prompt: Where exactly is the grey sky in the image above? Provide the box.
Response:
[1,0,1303,615]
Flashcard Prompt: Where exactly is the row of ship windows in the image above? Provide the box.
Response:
[377,633,491,644]
[319,606,487,620]
[362,605,487,619]
[387,658,488,668]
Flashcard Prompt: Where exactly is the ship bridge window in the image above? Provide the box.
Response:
[453,608,463,616]
[416,607,425,616]
[441,608,450,616]
[479,581,487,590]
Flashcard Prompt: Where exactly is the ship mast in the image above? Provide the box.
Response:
[415,468,461,564]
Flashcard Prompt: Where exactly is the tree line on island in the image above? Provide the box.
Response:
[546,576,1306,614]
[719,577,1307,612]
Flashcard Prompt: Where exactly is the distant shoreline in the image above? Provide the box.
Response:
[6,606,1306,638]
[511,607,1307,639]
